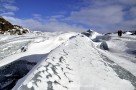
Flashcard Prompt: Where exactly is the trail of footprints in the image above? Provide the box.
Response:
[23,49,73,90]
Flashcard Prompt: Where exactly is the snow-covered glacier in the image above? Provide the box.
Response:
[0,31,136,90]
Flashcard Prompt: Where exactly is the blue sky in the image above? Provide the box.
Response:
[0,0,136,33]
[15,0,78,18]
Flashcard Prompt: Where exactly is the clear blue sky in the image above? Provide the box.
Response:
[15,0,82,18]
[0,0,136,33]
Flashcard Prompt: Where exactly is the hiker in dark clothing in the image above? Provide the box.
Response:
[118,30,123,37]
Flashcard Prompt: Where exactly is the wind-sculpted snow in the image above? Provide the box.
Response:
[0,32,77,66]
[13,35,135,90]
[0,31,135,90]
[0,32,78,90]
[0,40,30,60]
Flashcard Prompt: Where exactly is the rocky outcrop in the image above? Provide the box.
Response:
[7,25,30,35]
[100,41,109,50]
[0,16,30,35]
[0,16,14,33]
[81,29,94,37]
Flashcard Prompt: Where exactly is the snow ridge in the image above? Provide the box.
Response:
[13,34,134,90]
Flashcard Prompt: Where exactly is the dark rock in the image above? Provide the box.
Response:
[81,29,94,37]
[0,16,30,35]
[100,41,109,50]
[0,17,14,32]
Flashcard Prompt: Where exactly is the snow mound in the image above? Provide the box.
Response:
[125,32,132,35]
[13,34,134,90]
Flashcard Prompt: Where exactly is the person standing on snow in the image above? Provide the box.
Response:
[118,30,123,37]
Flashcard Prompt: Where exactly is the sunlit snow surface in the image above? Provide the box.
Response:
[0,31,136,90]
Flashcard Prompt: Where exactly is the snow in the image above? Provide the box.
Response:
[82,29,102,40]
[97,34,136,76]
[13,34,135,90]
[125,32,132,35]
[0,32,77,66]
[0,31,136,90]
[90,30,101,40]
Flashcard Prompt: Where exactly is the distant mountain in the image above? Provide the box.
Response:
[0,16,30,35]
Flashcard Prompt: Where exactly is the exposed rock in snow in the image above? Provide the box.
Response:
[0,17,14,32]
[81,29,111,42]
[131,31,136,35]
[100,41,109,50]
[122,31,136,35]
[21,46,28,52]
[93,35,111,42]
[0,17,30,35]
[81,29,101,40]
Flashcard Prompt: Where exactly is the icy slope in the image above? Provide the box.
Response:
[0,32,77,66]
[13,34,134,90]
